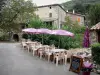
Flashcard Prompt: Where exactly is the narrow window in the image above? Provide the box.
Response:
[77,17,80,22]
[49,13,52,17]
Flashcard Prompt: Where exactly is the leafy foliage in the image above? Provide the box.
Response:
[0,0,6,11]
[0,0,36,32]
[62,0,100,14]
[88,4,100,26]
[28,18,45,28]
[28,18,53,29]
[60,16,86,49]
[91,43,100,64]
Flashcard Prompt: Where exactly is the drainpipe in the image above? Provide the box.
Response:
[58,7,60,29]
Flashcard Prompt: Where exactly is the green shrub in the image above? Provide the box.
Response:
[91,43,100,64]
[0,33,9,41]
[22,34,28,39]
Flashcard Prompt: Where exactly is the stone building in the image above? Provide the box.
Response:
[35,4,85,29]
[90,22,100,44]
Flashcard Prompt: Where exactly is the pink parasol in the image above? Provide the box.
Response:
[37,28,52,34]
[51,29,74,37]
[51,29,74,48]
[22,28,38,34]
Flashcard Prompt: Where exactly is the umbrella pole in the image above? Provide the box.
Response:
[42,34,43,44]
[31,34,32,40]
[58,36,60,48]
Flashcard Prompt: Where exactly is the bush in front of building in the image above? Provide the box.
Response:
[22,34,28,40]
[91,43,100,64]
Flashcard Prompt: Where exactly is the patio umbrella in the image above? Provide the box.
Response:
[83,27,90,48]
[22,28,38,40]
[22,28,37,34]
[51,29,74,36]
[22,28,52,43]
[51,29,74,48]
[37,28,52,34]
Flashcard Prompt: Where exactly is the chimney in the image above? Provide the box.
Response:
[73,10,75,14]
[67,10,68,12]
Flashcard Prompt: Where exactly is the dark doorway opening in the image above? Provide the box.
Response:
[97,30,100,43]
[13,34,19,42]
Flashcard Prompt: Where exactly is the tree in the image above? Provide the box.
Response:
[63,0,100,14]
[0,0,37,32]
[0,0,6,11]
[88,4,100,26]
[28,18,45,28]
[28,17,53,29]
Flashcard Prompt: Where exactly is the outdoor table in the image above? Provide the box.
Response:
[31,45,43,56]
[25,42,38,52]
[48,49,66,62]
[25,41,38,45]
[51,49,66,53]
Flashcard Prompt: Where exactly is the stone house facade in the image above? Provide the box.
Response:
[66,12,85,26]
[35,4,85,29]
[90,22,100,44]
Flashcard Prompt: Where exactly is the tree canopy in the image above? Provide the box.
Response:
[0,0,37,32]
[62,0,100,14]
[0,0,6,11]
[88,4,100,26]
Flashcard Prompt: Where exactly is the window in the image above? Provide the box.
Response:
[49,6,52,9]
[44,21,53,27]
[49,13,52,17]
[77,17,80,22]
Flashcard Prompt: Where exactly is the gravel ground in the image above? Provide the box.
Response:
[0,43,98,75]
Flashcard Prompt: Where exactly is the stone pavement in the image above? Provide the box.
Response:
[0,43,98,75]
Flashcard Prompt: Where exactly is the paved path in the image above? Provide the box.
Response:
[0,43,98,75]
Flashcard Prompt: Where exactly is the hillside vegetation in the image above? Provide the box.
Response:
[62,0,100,14]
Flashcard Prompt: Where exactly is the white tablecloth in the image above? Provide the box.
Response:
[51,49,66,53]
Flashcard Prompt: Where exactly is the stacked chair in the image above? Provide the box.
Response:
[21,39,69,66]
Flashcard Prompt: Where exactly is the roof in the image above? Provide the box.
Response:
[37,4,67,14]
[91,22,100,30]
[37,4,84,17]
[66,12,85,17]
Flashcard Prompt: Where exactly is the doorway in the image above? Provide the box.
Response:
[97,30,100,43]
[13,34,19,42]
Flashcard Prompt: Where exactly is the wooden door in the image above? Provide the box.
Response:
[97,31,100,43]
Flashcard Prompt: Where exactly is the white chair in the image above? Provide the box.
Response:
[48,53,51,62]
[38,47,44,59]
[54,52,61,66]
[27,44,30,53]
[27,39,31,42]
[31,45,39,56]
[22,42,27,49]
[64,51,68,65]
[39,50,43,59]
[47,46,56,61]
[55,53,59,66]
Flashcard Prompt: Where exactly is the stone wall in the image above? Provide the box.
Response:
[90,31,98,45]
